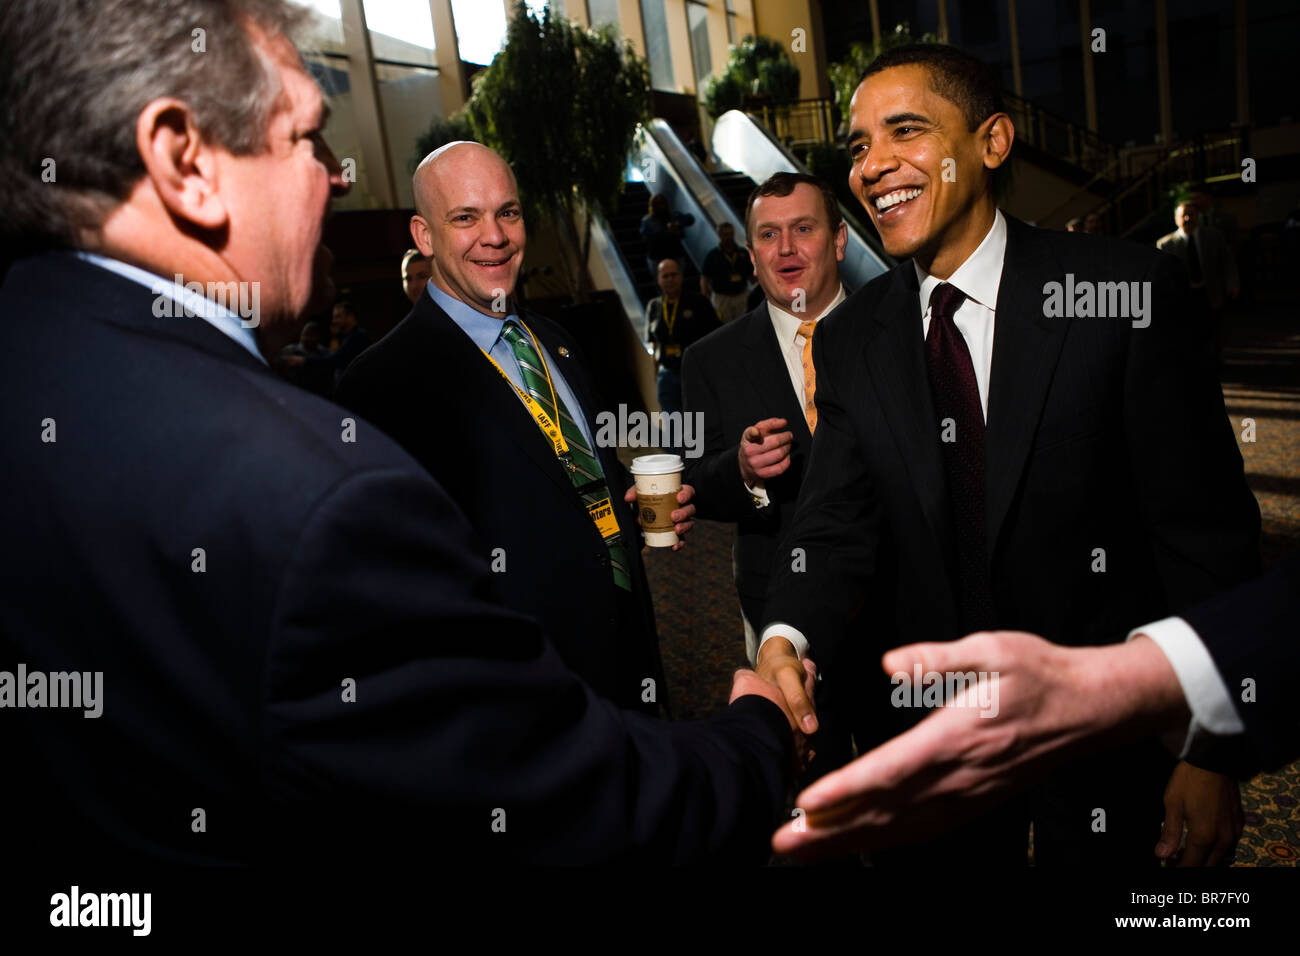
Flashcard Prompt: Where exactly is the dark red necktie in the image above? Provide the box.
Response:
[925,282,995,631]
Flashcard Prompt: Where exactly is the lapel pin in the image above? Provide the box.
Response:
[557,346,570,357]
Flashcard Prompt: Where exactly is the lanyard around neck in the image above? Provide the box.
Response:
[480,321,568,457]
[663,297,679,336]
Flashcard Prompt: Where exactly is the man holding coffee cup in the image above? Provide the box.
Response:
[337,142,695,717]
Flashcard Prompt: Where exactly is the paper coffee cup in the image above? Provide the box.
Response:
[630,454,683,547]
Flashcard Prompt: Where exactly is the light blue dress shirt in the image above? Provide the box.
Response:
[74,251,266,365]
[426,281,596,450]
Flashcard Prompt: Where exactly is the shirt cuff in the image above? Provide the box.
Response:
[743,480,771,509]
[759,623,809,660]
[1127,616,1245,758]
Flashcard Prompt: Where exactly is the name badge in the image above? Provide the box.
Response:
[586,496,620,540]
[664,344,682,357]
[729,273,741,283]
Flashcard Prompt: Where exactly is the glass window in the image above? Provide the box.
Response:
[363,0,436,67]
[303,53,379,210]
[451,0,507,65]
[376,62,441,208]
[687,1,711,87]
[301,0,345,50]
[586,0,621,30]
[639,0,676,91]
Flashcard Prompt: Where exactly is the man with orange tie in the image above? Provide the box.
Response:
[682,172,852,776]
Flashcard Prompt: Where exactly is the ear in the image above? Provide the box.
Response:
[409,215,435,258]
[981,112,1015,172]
[833,220,848,263]
[134,97,227,231]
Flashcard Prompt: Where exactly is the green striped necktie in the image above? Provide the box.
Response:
[501,321,633,591]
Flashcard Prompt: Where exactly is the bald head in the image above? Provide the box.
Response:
[413,141,514,221]
[409,141,526,317]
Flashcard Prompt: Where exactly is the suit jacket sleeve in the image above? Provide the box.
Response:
[262,465,792,864]
[1182,554,1300,776]
[682,343,768,522]
[1124,251,1260,610]
[1124,252,1261,775]
[759,314,884,660]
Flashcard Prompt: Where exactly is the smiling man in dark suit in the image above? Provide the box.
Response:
[757,44,1261,866]
[336,142,697,716]
[0,0,805,869]
[683,174,846,666]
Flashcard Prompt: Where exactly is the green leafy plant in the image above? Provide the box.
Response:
[411,113,474,173]
[702,34,800,119]
[827,23,937,118]
[459,2,650,301]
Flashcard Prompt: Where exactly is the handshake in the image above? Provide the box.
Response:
[729,636,820,771]
[736,630,1247,868]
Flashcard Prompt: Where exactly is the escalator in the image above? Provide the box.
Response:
[604,179,701,308]
[711,109,893,289]
[589,112,893,347]
[710,170,758,222]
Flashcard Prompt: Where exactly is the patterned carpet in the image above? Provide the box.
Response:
[637,295,1300,866]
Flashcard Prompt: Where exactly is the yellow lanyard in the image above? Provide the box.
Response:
[480,322,569,458]
[722,249,737,266]
[662,297,679,337]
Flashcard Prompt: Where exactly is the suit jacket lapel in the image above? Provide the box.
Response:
[743,308,812,449]
[984,216,1072,554]
[862,267,952,547]
[420,299,585,508]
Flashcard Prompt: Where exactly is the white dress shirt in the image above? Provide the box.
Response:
[1127,617,1244,758]
[755,211,1238,756]
[743,285,847,509]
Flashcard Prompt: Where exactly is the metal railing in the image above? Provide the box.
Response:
[1103,131,1245,237]
[1002,93,1119,179]
[742,97,838,152]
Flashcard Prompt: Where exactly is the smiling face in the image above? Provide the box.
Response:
[410,143,524,317]
[846,63,1011,278]
[748,183,846,317]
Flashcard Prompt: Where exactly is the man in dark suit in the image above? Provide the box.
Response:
[1157,200,1238,358]
[337,142,697,716]
[774,553,1300,862]
[758,44,1261,865]
[682,172,853,784]
[0,0,805,869]
[682,173,847,666]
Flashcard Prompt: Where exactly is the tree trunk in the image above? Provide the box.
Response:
[553,203,595,304]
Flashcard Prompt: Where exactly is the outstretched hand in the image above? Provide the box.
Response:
[771,631,1188,860]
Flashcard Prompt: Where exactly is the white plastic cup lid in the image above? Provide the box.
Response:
[629,454,684,475]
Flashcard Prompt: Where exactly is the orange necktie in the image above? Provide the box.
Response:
[799,320,817,432]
